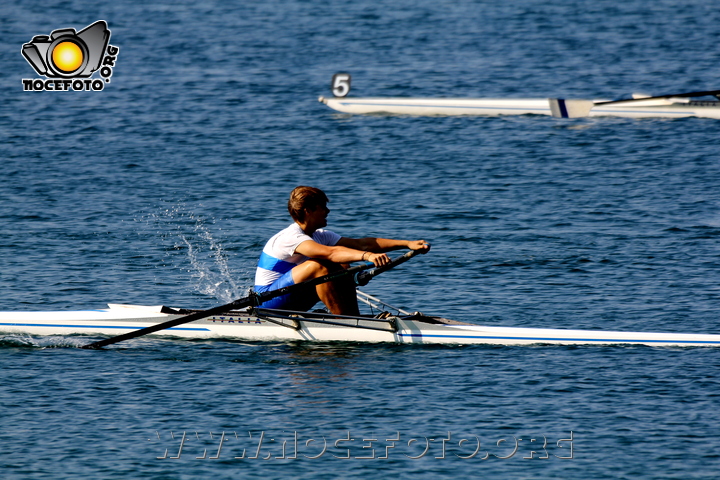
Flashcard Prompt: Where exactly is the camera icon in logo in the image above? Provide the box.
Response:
[22,20,110,78]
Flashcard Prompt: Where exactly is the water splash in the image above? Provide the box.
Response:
[144,203,245,303]
[177,230,241,302]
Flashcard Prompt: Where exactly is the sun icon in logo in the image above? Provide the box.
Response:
[51,41,85,73]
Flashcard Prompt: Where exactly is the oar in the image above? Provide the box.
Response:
[594,89,720,106]
[550,88,720,118]
[81,249,422,349]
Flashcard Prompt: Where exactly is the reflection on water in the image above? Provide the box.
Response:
[279,344,361,410]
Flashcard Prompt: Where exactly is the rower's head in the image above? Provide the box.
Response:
[288,186,330,223]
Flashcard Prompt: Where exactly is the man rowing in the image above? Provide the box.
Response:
[254,186,430,315]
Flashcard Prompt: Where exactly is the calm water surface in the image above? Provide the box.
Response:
[2,0,720,478]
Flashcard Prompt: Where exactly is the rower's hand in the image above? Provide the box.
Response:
[367,252,391,267]
[409,240,431,253]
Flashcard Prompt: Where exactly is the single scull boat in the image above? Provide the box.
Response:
[3,251,717,348]
[320,97,557,117]
[319,87,720,119]
[2,291,719,347]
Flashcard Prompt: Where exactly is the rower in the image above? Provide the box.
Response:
[254,186,430,315]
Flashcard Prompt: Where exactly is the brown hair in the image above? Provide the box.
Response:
[288,186,329,222]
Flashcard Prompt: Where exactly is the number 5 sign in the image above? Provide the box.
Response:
[331,73,351,97]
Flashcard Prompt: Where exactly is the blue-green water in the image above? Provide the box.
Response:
[2,0,720,478]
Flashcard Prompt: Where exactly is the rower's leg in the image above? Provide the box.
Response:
[291,260,359,315]
[315,269,360,316]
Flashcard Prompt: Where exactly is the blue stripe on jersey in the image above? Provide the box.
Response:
[258,251,297,274]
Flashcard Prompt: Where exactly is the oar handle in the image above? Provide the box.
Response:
[354,249,423,286]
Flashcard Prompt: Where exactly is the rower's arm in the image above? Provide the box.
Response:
[295,239,384,265]
[337,237,430,254]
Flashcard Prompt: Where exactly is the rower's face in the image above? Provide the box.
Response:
[313,204,330,228]
[305,203,329,228]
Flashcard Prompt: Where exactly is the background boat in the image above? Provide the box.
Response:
[319,90,720,118]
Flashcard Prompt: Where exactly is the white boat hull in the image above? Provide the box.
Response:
[2,305,720,347]
[320,97,554,116]
[319,96,720,119]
